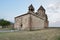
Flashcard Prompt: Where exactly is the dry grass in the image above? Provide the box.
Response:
[0,28,60,40]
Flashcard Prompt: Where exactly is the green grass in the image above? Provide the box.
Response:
[0,28,60,40]
[55,36,60,40]
[0,28,11,30]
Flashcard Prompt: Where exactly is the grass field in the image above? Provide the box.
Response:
[0,28,60,40]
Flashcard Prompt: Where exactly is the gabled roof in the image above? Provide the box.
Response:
[15,13,30,18]
[15,12,44,20]
[15,4,46,20]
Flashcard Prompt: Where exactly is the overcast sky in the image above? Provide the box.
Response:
[0,0,60,27]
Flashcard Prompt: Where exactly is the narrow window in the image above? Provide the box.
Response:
[21,24,23,28]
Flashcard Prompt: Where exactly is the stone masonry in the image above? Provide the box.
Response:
[14,4,49,31]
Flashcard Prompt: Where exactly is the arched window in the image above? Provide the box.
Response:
[21,24,23,28]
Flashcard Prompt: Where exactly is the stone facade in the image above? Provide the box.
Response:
[14,4,49,31]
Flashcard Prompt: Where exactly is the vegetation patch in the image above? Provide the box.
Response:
[0,28,60,40]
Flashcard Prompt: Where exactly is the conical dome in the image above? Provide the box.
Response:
[38,5,45,11]
[28,4,34,12]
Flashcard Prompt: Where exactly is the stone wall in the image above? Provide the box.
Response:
[44,21,49,28]
[14,17,21,30]
[21,14,30,30]
[31,14,45,30]
[14,14,30,30]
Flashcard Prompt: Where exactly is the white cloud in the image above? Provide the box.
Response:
[46,2,60,27]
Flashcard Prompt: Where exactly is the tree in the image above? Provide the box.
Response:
[0,19,11,28]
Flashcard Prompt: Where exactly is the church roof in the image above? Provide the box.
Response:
[28,4,34,11]
[38,5,45,11]
[15,13,29,18]
[15,5,46,20]
[15,12,44,20]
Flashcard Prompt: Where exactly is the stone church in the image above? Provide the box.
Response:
[14,4,49,31]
